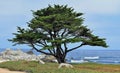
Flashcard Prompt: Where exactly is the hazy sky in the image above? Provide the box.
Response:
[0,0,120,50]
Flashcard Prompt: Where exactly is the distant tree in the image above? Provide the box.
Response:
[9,5,108,63]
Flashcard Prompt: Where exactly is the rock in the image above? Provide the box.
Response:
[40,54,57,63]
[38,59,45,64]
[26,50,34,55]
[0,48,60,64]
[37,54,46,59]
[0,48,46,64]
[58,63,73,69]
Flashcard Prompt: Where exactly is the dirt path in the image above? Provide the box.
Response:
[0,68,26,73]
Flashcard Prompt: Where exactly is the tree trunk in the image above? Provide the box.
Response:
[55,46,66,64]
[56,55,66,64]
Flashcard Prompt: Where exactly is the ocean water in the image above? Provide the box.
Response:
[0,48,120,64]
[67,50,120,64]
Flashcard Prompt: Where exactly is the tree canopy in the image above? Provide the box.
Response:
[9,5,108,63]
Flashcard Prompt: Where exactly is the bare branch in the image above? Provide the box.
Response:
[67,43,85,52]
[48,49,54,55]
[61,28,67,37]
[64,43,68,54]
[59,46,64,54]
[38,41,46,46]
[31,43,53,55]
[52,47,56,55]
[35,43,43,47]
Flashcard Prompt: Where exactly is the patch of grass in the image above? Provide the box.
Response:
[0,61,120,73]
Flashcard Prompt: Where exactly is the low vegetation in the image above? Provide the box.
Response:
[0,61,120,73]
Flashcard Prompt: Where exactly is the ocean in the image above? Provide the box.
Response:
[0,48,120,64]
[67,50,120,64]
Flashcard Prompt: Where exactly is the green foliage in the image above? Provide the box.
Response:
[9,4,107,47]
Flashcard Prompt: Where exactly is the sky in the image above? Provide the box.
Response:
[0,0,120,50]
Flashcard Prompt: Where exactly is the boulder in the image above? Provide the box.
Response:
[40,54,57,63]
[58,63,73,69]
[1,49,35,61]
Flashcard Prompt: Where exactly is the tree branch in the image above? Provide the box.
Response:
[59,46,64,54]
[61,28,67,37]
[64,43,68,54]
[62,42,68,59]
[31,43,53,55]
[38,41,46,46]
[35,43,43,47]
[52,47,56,55]
[48,49,54,55]
[67,43,85,52]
